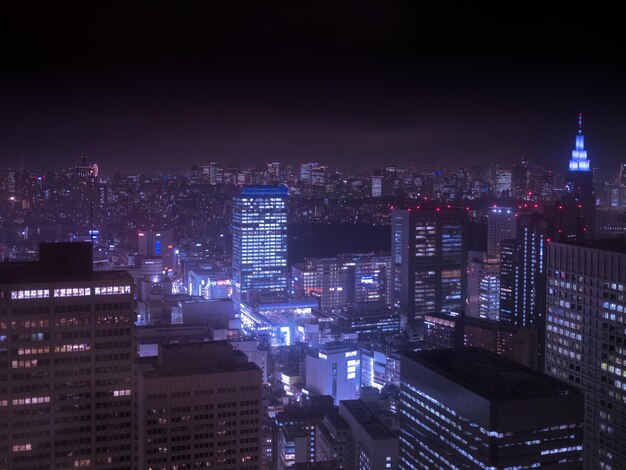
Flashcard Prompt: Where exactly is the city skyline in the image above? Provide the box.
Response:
[2,4,626,469]
[2,4,626,173]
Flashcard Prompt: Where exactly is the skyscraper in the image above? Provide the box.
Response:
[232,185,288,304]
[546,240,626,469]
[566,114,596,238]
[499,210,547,368]
[487,207,516,261]
[391,207,467,328]
[0,242,135,470]
[399,348,584,470]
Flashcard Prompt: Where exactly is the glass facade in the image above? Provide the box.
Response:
[232,185,288,302]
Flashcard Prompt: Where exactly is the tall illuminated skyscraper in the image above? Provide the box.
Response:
[566,114,596,238]
[391,207,467,328]
[232,185,288,304]
[499,210,547,369]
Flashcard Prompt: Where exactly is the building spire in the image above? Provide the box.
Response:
[578,113,583,133]
[569,114,590,172]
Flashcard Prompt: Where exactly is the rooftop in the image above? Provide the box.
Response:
[239,185,288,197]
[339,400,396,440]
[0,243,132,284]
[318,341,359,355]
[555,239,626,255]
[404,347,580,402]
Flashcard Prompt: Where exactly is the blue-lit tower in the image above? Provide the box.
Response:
[232,185,289,304]
[566,114,596,238]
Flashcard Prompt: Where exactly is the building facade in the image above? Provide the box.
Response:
[499,210,547,369]
[400,348,584,470]
[306,342,361,405]
[232,185,288,304]
[391,207,467,327]
[137,341,263,469]
[0,242,135,470]
[546,240,626,469]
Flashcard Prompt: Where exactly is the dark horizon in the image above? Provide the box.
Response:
[2,3,626,174]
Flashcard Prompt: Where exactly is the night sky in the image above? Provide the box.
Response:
[1,2,625,174]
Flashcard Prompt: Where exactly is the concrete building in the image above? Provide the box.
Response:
[0,242,135,470]
[463,316,539,370]
[274,396,336,470]
[339,400,399,470]
[499,210,548,369]
[423,313,462,351]
[400,348,584,469]
[316,413,354,469]
[487,207,516,260]
[136,341,263,469]
[292,253,392,312]
[546,240,626,469]
[306,342,361,405]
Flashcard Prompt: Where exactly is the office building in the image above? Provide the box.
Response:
[0,242,135,470]
[232,185,288,304]
[487,207,516,261]
[292,253,392,312]
[339,400,398,470]
[546,240,626,469]
[334,308,400,336]
[306,342,361,405]
[187,267,232,299]
[391,207,467,327]
[136,341,262,469]
[278,426,313,469]
[463,316,539,370]
[499,210,547,368]
[467,251,500,320]
[275,396,336,470]
[137,229,176,272]
[400,348,584,470]
[423,313,462,350]
[566,114,596,238]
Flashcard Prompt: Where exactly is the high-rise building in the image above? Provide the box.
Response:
[546,240,626,469]
[137,341,262,469]
[391,207,467,328]
[566,114,596,238]
[493,167,512,197]
[511,158,529,198]
[232,185,288,304]
[306,342,361,405]
[423,313,462,350]
[299,163,320,183]
[292,253,392,311]
[487,207,516,261]
[499,210,547,368]
[399,348,584,470]
[0,242,135,470]
[467,251,500,320]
